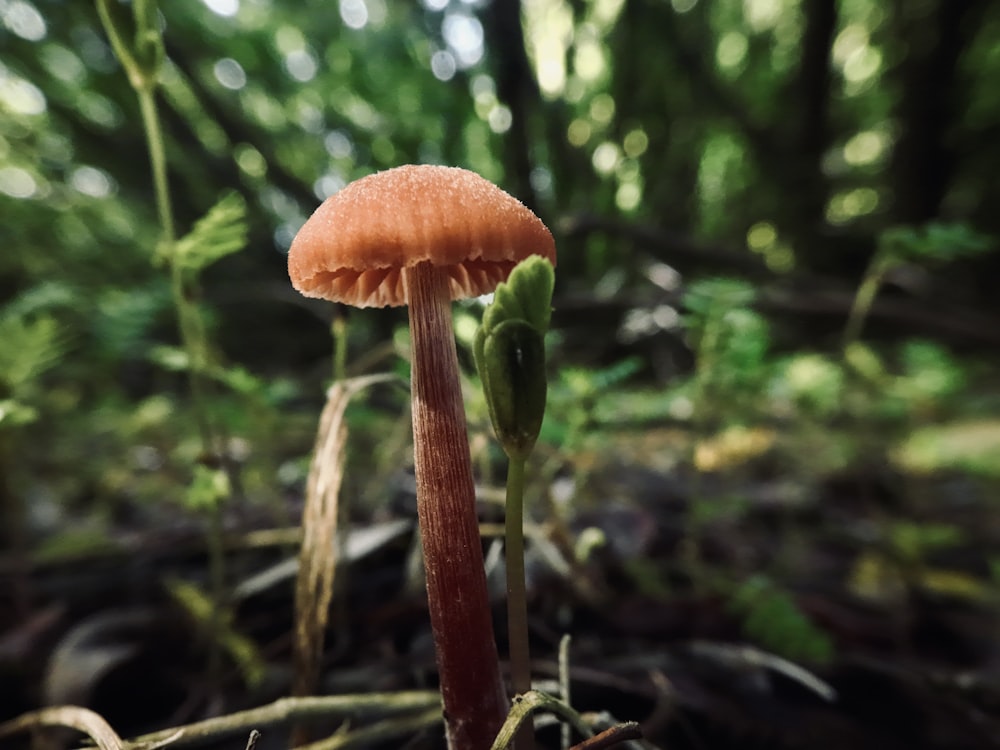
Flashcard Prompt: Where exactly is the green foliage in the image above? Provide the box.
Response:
[0,308,69,427]
[876,223,994,267]
[169,192,249,276]
[96,0,165,89]
[544,357,643,446]
[682,278,770,424]
[888,521,964,564]
[165,578,266,688]
[845,222,996,347]
[773,353,845,418]
[186,464,231,511]
[0,313,67,396]
[729,575,833,665]
[893,420,1000,478]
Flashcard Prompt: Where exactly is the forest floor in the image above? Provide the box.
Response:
[1,421,999,750]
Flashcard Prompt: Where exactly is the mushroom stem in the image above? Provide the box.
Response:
[404,262,507,750]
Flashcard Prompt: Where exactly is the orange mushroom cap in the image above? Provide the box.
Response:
[288,165,556,308]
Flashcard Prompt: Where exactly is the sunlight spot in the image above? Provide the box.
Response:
[523,0,572,98]
[274,222,298,250]
[573,36,605,82]
[471,73,494,99]
[202,0,239,17]
[832,24,866,67]
[235,143,267,178]
[743,0,780,32]
[591,0,625,26]
[826,187,879,224]
[567,118,591,146]
[616,180,641,212]
[669,395,694,420]
[646,262,680,291]
[422,0,448,10]
[623,128,648,158]
[487,104,512,134]
[671,0,697,12]
[843,129,887,167]
[70,165,113,197]
[213,58,247,90]
[530,166,553,196]
[537,57,565,97]
[77,91,121,128]
[284,49,318,82]
[366,0,388,27]
[0,165,36,198]
[0,70,46,115]
[324,129,354,159]
[843,45,881,84]
[313,173,346,201]
[274,26,306,54]
[717,31,748,70]
[746,221,777,252]
[765,244,795,272]
[1,0,46,41]
[431,49,457,81]
[340,0,368,29]
[470,74,495,118]
[592,141,621,175]
[40,44,85,84]
[589,93,615,125]
[295,100,323,132]
[443,12,484,67]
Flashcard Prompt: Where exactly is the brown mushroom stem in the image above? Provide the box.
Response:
[405,261,508,750]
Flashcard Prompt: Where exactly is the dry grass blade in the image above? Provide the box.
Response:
[292,375,400,735]
[0,706,125,750]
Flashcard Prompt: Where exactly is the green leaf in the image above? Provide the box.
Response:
[0,399,39,428]
[185,465,231,510]
[481,255,555,336]
[730,575,833,664]
[0,314,68,393]
[166,579,266,688]
[173,192,248,274]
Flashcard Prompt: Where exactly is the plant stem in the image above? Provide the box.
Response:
[406,262,507,750]
[136,63,226,689]
[842,254,888,351]
[505,455,534,749]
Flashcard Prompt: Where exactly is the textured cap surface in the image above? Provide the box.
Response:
[288,165,556,307]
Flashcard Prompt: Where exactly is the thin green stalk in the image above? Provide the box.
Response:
[136,88,174,243]
[131,36,227,688]
[505,455,534,750]
[136,88,217,451]
[842,254,888,351]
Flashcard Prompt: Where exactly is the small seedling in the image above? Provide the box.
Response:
[475,255,555,750]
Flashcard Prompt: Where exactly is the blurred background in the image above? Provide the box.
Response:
[1,0,1000,748]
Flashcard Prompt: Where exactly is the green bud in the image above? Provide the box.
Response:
[475,256,555,460]
[476,320,546,459]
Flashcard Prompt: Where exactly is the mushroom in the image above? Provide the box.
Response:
[288,164,556,750]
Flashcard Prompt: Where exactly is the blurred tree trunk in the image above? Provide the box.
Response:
[888,0,989,223]
[785,0,837,236]
[485,0,540,210]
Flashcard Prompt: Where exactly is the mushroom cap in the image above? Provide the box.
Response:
[288,165,556,308]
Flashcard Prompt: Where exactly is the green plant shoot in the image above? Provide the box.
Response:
[475,255,554,750]
[474,255,554,460]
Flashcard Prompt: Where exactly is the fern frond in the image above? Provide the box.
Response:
[173,191,248,274]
